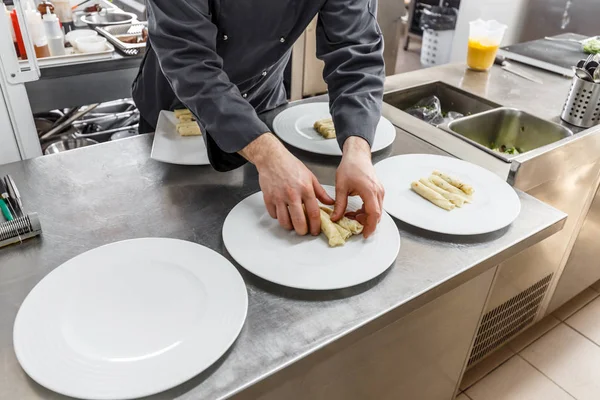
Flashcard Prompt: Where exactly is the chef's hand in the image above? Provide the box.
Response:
[240,133,334,236]
[332,136,384,238]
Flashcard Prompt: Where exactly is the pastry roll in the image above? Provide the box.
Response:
[174,109,193,119]
[313,118,336,139]
[335,224,352,240]
[419,178,465,208]
[319,209,345,247]
[432,170,474,195]
[411,181,455,211]
[177,121,202,136]
[319,206,364,235]
[429,175,472,203]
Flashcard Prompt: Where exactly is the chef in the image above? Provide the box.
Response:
[133,0,386,238]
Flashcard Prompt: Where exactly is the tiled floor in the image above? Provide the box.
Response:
[459,281,600,400]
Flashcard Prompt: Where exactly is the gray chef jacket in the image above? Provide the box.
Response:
[132,0,385,171]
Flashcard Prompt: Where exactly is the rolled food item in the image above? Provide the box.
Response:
[319,206,364,235]
[411,181,455,211]
[432,170,474,195]
[313,118,336,139]
[335,224,352,240]
[429,175,472,203]
[319,209,345,247]
[419,178,465,207]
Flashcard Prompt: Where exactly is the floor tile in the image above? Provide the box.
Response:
[466,355,573,400]
[521,323,600,400]
[566,296,600,346]
[459,346,514,391]
[591,279,600,293]
[508,315,561,353]
[552,288,599,321]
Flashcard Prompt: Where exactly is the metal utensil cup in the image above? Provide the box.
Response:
[561,75,600,128]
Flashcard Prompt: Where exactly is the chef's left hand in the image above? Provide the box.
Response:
[331,136,384,238]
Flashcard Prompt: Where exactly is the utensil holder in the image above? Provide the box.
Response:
[561,75,600,128]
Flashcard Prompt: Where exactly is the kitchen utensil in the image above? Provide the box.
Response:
[467,19,507,71]
[75,35,107,53]
[40,103,99,140]
[594,67,600,83]
[151,110,210,165]
[81,11,136,27]
[494,56,543,84]
[374,154,521,235]
[110,129,137,141]
[545,35,600,54]
[272,102,396,156]
[223,185,400,290]
[574,67,594,82]
[44,138,98,154]
[13,238,248,400]
[561,75,600,128]
[6,175,23,217]
[95,22,147,54]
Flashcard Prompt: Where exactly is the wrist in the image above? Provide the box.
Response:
[239,132,286,169]
[342,136,372,159]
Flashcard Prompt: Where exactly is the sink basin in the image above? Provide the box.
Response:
[384,81,500,118]
[446,107,573,161]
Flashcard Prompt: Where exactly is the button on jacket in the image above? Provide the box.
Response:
[133,0,385,171]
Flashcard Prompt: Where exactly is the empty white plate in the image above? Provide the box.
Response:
[151,110,210,165]
[272,103,396,156]
[13,238,248,400]
[375,154,521,235]
[223,186,401,290]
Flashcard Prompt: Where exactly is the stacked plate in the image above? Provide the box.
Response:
[13,238,247,399]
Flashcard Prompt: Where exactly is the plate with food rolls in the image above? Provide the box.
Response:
[272,102,396,156]
[151,109,210,165]
[375,154,521,235]
[222,185,401,290]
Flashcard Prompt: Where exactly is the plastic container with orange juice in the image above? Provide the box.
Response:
[467,20,507,71]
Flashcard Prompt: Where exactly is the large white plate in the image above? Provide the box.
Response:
[272,103,396,156]
[13,238,248,400]
[223,186,401,290]
[151,110,210,165]
[375,154,521,235]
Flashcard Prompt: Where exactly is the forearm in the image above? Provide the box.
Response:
[239,132,287,169]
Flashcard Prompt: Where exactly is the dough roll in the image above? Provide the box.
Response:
[411,181,455,211]
[419,178,465,207]
[313,118,336,139]
[429,175,472,203]
[432,170,474,195]
[319,206,364,235]
[319,209,345,247]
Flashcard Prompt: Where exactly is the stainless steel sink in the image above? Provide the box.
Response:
[383,81,501,117]
[445,107,574,162]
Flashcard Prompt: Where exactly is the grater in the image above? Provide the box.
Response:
[561,75,600,128]
[0,213,42,249]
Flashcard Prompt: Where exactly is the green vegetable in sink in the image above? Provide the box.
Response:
[490,142,521,155]
[583,38,600,54]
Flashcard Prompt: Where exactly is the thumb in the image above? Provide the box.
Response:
[331,186,348,221]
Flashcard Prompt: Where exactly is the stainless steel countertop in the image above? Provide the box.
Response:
[0,86,566,399]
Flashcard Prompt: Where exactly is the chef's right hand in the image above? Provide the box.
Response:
[240,133,334,236]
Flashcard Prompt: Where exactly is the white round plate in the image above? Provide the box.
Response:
[13,238,248,400]
[151,110,210,166]
[272,102,396,156]
[375,154,521,235]
[223,186,401,290]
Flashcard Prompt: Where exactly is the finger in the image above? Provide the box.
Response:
[313,176,334,205]
[276,203,293,231]
[355,213,368,226]
[362,193,381,238]
[331,186,348,221]
[288,201,309,236]
[303,194,322,236]
[377,189,384,223]
[263,194,277,219]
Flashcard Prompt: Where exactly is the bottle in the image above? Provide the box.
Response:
[24,0,51,58]
[10,9,27,59]
[3,4,19,58]
[53,0,73,33]
[37,1,55,16]
[42,8,65,56]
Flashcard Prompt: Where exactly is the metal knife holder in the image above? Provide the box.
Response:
[561,75,600,128]
[0,213,42,249]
